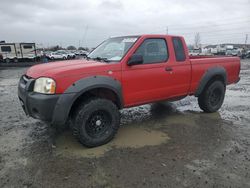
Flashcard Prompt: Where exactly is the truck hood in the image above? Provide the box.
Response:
[26,59,119,78]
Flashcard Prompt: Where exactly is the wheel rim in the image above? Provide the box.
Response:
[209,88,222,107]
[85,110,111,138]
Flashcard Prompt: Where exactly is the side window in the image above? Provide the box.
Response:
[23,45,33,49]
[134,38,168,64]
[1,46,12,52]
[172,37,186,61]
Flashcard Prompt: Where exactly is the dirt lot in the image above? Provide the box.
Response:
[0,60,250,188]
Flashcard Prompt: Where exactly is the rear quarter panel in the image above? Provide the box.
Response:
[189,56,240,94]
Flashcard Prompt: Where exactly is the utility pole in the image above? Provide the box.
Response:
[82,25,89,47]
[194,33,201,49]
[166,26,168,34]
[244,34,248,51]
[245,34,248,45]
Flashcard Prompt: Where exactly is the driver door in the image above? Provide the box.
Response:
[122,38,172,107]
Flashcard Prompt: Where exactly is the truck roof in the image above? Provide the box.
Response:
[110,34,182,38]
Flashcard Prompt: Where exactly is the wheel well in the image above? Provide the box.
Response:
[202,74,226,94]
[69,87,121,118]
[208,75,225,85]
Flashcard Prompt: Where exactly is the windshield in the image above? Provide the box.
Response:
[88,36,139,61]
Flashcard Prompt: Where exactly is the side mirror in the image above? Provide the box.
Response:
[127,54,143,66]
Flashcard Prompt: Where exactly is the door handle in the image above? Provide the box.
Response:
[165,67,173,72]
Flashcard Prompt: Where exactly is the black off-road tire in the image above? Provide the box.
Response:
[198,81,225,113]
[71,98,120,147]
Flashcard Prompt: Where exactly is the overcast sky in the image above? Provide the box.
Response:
[0,0,249,48]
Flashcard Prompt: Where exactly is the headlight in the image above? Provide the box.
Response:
[33,77,56,94]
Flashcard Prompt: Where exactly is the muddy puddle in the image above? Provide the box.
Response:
[55,126,170,158]
[55,103,222,159]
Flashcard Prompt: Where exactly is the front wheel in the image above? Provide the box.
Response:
[71,98,120,147]
[198,81,225,113]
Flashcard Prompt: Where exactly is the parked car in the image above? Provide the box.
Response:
[18,34,240,147]
[246,50,250,58]
[47,51,68,60]
[66,51,76,59]
[226,49,239,56]
[189,49,200,56]
[75,50,89,57]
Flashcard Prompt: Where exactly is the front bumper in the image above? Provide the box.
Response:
[18,75,59,122]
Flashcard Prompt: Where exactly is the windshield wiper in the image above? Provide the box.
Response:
[88,56,110,62]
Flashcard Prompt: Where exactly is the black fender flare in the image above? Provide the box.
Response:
[52,76,123,125]
[195,66,227,97]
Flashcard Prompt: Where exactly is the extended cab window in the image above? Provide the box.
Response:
[134,38,168,64]
[172,37,186,61]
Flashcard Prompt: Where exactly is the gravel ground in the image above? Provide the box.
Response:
[0,60,250,188]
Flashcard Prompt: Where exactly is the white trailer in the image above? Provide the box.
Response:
[0,43,37,63]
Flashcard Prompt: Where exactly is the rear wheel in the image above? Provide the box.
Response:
[71,98,120,147]
[198,81,225,113]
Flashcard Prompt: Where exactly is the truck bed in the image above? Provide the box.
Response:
[189,56,241,94]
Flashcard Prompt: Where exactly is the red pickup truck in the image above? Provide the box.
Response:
[18,34,240,147]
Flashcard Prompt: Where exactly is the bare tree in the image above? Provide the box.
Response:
[194,33,201,48]
[78,47,89,51]
[67,45,77,50]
